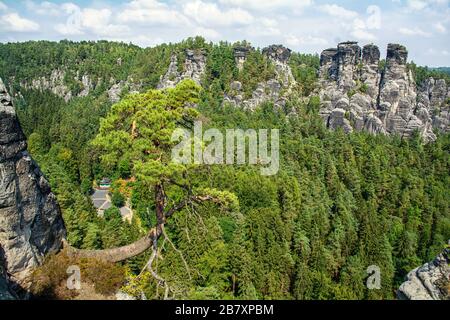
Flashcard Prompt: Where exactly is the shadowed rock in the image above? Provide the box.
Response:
[0,78,66,290]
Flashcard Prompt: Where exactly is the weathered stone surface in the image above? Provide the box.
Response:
[0,245,16,300]
[234,46,253,71]
[318,42,447,141]
[224,44,296,112]
[398,247,450,300]
[0,78,66,290]
[328,108,353,133]
[158,49,207,89]
[262,45,291,64]
[336,42,361,91]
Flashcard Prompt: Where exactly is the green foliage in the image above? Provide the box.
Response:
[7,39,450,301]
[111,191,125,208]
[409,61,450,85]
[289,53,320,96]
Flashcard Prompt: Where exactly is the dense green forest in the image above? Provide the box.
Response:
[1,39,449,300]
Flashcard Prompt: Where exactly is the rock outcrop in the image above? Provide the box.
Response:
[158,49,207,89]
[107,76,142,103]
[398,247,450,300]
[19,69,141,104]
[234,46,252,71]
[0,78,66,290]
[0,245,16,300]
[318,42,449,141]
[223,45,297,112]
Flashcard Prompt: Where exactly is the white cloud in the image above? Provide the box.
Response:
[25,1,62,16]
[0,1,7,11]
[285,34,328,46]
[433,22,447,33]
[366,5,382,30]
[183,0,254,27]
[427,48,450,56]
[194,27,221,40]
[56,6,129,36]
[406,0,449,10]
[219,0,313,11]
[407,0,429,10]
[318,4,359,20]
[351,29,377,41]
[118,0,189,27]
[0,13,40,32]
[399,27,432,36]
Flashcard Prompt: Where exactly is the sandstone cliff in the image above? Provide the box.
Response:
[0,78,66,290]
[318,42,449,141]
[158,49,207,89]
[398,247,450,300]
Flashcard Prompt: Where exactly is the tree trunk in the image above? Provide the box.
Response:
[65,228,160,263]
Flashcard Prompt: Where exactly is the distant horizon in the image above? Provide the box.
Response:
[0,0,449,67]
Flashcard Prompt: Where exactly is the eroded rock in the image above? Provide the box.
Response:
[318,42,447,141]
[0,78,66,291]
[398,247,450,300]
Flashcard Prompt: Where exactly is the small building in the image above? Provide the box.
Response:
[99,178,112,189]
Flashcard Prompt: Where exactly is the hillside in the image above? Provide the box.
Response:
[0,38,449,300]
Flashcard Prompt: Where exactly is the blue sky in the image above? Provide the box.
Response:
[0,0,449,66]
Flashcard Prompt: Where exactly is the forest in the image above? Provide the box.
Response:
[0,38,449,300]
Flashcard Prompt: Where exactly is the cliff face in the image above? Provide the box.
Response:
[0,245,16,300]
[0,78,66,290]
[223,44,297,111]
[19,69,141,104]
[318,42,449,141]
[398,247,450,300]
[158,49,207,89]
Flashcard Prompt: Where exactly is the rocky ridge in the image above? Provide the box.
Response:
[158,49,207,89]
[318,42,450,141]
[398,246,450,300]
[223,45,297,111]
[0,78,66,291]
[18,69,141,104]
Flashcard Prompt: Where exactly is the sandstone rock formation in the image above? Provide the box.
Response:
[158,49,207,89]
[223,45,297,112]
[0,245,16,300]
[0,78,66,290]
[107,76,142,103]
[19,69,141,104]
[234,45,252,71]
[398,247,450,300]
[318,42,449,141]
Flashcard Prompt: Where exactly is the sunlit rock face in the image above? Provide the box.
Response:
[318,42,449,142]
[223,44,297,112]
[0,78,66,290]
[158,49,207,89]
[398,247,450,300]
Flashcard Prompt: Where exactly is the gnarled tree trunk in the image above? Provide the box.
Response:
[65,228,159,263]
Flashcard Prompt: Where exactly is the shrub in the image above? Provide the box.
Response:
[30,250,126,300]
[111,191,125,208]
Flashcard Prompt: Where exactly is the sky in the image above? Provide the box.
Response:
[0,0,449,66]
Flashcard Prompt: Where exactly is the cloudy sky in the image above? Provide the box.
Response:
[0,0,449,66]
